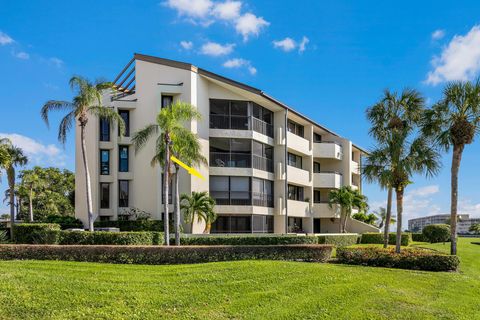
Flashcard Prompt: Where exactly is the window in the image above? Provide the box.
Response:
[288,152,302,169]
[210,176,230,205]
[100,150,110,175]
[313,161,321,173]
[99,118,110,141]
[288,184,304,201]
[211,215,252,233]
[314,190,321,203]
[230,176,250,205]
[100,183,110,209]
[252,141,273,172]
[118,110,130,137]
[313,133,322,143]
[118,180,129,207]
[288,217,303,233]
[162,95,173,108]
[119,146,129,172]
[252,178,273,207]
[287,120,304,138]
[210,176,273,207]
[252,103,274,137]
[210,99,249,130]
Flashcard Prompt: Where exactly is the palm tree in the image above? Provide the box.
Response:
[180,191,216,233]
[374,207,396,231]
[422,80,480,255]
[41,76,125,231]
[328,186,368,233]
[20,169,45,222]
[132,101,201,245]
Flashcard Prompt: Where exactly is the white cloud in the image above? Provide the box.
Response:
[200,41,234,56]
[180,40,193,50]
[431,29,445,40]
[223,58,256,75]
[49,57,64,68]
[273,37,296,52]
[0,31,14,45]
[426,25,480,85]
[212,1,241,20]
[13,51,29,60]
[164,0,213,18]
[235,13,269,41]
[409,185,440,197]
[298,36,309,53]
[0,133,66,166]
[458,199,480,218]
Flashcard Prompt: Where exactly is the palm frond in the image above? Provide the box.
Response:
[132,124,159,153]
[40,100,74,128]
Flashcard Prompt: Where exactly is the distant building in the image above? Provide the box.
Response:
[408,214,480,234]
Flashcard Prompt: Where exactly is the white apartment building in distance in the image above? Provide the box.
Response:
[408,214,480,234]
[75,53,380,235]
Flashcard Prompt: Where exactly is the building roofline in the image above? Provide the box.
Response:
[132,52,368,154]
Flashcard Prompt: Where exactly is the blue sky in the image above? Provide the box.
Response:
[1,0,480,228]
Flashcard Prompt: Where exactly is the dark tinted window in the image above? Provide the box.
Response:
[118,180,129,207]
[100,149,110,175]
[118,110,130,137]
[100,118,110,141]
[100,183,110,209]
[161,95,173,108]
[313,162,321,173]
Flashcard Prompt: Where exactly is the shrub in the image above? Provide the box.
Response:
[178,235,319,246]
[42,215,84,230]
[422,224,450,243]
[94,220,164,232]
[58,231,164,246]
[317,234,359,247]
[0,230,8,243]
[14,223,61,244]
[360,233,411,246]
[0,244,333,265]
[411,233,428,242]
[336,247,459,272]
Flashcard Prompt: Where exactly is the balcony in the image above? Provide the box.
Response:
[313,172,343,188]
[313,141,343,160]
[287,131,311,155]
[351,160,360,175]
[312,202,341,218]
[210,191,274,207]
[287,200,310,217]
[287,165,311,186]
[210,115,273,138]
[210,152,273,173]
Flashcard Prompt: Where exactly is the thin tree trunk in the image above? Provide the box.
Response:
[163,134,170,246]
[80,123,94,231]
[173,165,181,246]
[450,144,463,255]
[29,187,34,222]
[204,223,211,234]
[342,208,350,233]
[384,187,393,248]
[7,167,15,239]
[339,208,344,233]
[395,188,404,254]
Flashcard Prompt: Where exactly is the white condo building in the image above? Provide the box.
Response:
[75,53,379,234]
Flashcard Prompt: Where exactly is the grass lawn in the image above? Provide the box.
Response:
[0,238,479,319]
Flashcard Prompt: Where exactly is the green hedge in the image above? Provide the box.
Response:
[317,234,359,247]
[14,223,61,244]
[94,220,164,232]
[422,224,450,243]
[58,231,164,245]
[0,244,333,265]
[336,247,459,272]
[411,233,429,242]
[41,215,83,230]
[178,235,319,246]
[360,233,411,246]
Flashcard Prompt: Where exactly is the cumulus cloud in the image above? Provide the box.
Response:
[200,41,234,56]
[212,0,241,20]
[164,0,213,18]
[0,133,66,166]
[180,40,194,50]
[431,29,445,40]
[0,31,14,45]
[223,58,256,74]
[13,51,29,60]
[426,25,480,85]
[235,13,269,41]
[273,36,309,53]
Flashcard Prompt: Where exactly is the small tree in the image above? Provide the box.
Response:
[374,207,396,230]
[423,224,451,243]
[181,192,216,234]
[352,212,378,225]
[328,186,368,233]
[469,224,480,234]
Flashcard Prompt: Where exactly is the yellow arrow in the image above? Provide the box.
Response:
[170,155,205,180]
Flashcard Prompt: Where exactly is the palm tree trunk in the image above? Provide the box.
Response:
[204,222,211,234]
[395,188,404,253]
[342,208,350,233]
[163,134,171,246]
[80,123,94,231]
[384,187,393,248]
[173,166,181,246]
[29,186,34,222]
[450,144,463,255]
[7,167,15,239]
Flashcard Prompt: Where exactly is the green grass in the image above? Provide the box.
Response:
[0,238,479,319]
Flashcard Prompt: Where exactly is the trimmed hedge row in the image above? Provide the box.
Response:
[318,234,359,247]
[411,233,429,242]
[14,223,61,244]
[336,247,459,272]
[360,233,411,246]
[58,231,164,245]
[178,235,319,246]
[94,220,164,232]
[0,244,333,264]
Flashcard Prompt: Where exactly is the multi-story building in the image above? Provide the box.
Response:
[408,214,479,234]
[75,53,379,234]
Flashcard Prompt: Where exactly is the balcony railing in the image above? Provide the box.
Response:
[210,152,273,172]
[210,115,274,138]
[210,191,274,207]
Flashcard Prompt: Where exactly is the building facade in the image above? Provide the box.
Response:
[75,53,379,234]
[408,214,479,234]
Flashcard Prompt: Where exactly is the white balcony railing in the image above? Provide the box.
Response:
[287,200,310,217]
[313,141,343,160]
[313,172,343,188]
[287,165,311,186]
[287,131,311,155]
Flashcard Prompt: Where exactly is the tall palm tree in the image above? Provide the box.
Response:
[422,80,480,255]
[328,186,368,233]
[181,191,216,233]
[132,101,201,245]
[41,76,125,231]
[20,169,46,222]
[374,207,396,231]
